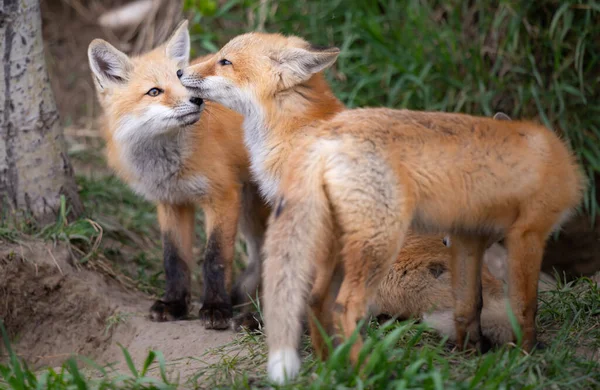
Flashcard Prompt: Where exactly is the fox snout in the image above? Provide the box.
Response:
[189,97,204,106]
[177,66,247,114]
[177,68,202,91]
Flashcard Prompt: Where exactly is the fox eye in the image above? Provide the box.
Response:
[218,59,232,66]
[146,88,163,97]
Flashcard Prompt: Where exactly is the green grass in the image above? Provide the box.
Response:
[181,276,600,389]
[5,276,596,389]
[186,0,600,217]
[0,321,176,390]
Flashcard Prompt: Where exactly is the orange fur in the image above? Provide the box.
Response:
[372,232,516,346]
[180,32,585,383]
[234,231,518,347]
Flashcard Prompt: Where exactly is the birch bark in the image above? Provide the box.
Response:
[0,0,82,225]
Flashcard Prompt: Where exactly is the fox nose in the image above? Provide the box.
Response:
[190,97,204,106]
[177,69,183,78]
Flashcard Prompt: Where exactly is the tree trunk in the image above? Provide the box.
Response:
[0,0,82,225]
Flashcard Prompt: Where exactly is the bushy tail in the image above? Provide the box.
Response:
[263,150,334,384]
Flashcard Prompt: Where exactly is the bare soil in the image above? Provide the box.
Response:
[0,239,238,381]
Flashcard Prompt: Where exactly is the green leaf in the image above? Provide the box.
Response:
[118,343,139,378]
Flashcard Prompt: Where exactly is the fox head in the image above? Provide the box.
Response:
[87,20,204,144]
[178,32,340,115]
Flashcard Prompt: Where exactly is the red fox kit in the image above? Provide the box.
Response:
[233,115,518,347]
[178,32,585,383]
[87,22,270,329]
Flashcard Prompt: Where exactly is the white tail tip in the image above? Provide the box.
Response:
[267,348,301,384]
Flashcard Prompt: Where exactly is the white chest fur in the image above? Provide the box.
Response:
[119,133,210,204]
[129,174,210,204]
[243,111,281,205]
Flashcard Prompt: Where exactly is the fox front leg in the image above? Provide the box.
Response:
[150,203,195,321]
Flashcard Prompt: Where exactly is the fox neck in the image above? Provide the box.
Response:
[124,131,190,179]
[109,116,195,192]
[242,73,344,203]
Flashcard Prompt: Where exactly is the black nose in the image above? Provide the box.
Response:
[190,97,204,106]
[177,69,183,78]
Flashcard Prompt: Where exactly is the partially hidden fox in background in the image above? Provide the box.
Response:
[372,232,514,345]
[178,32,585,383]
[234,231,521,349]
[87,21,271,329]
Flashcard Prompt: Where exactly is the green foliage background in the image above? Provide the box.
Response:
[185,0,600,216]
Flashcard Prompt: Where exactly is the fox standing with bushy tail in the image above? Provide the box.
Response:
[87,22,271,329]
[178,33,585,383]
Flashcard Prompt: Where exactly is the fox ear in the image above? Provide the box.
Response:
[493,112,512,121]
[165,20,190,67]
[274,44,340,88]
[88,39,132,89]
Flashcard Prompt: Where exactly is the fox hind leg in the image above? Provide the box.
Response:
[324,148,408,366]
[505,227,547,351]
[307,249,339,360]
[449,234,491,353]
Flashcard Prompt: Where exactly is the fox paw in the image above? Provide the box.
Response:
[476,335,493,354]
[149,299,188,322]
[231,311,262,332]
[459,335,493,354]
[199,302,232,330]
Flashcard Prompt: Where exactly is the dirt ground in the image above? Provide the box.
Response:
[0,239,239,381]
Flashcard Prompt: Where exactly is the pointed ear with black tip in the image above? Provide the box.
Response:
[165,20,191,67]
[87,39,133,90]
[273,44,340,89]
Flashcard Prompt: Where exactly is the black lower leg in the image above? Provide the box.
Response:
[231,260,260,307]
[149,232,191,321]
[199,230,233,329]
[231,311,263,332]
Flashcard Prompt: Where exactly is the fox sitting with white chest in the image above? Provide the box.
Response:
[87,22,270,329]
